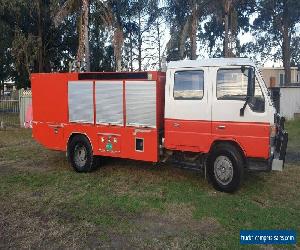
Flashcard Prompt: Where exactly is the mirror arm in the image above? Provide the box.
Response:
[240,97,249,116]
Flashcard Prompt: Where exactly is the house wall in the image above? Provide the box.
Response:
[280,87,300,120]
[261,67,299,88]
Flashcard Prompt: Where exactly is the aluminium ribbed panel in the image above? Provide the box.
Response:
[95,81,123,125]
[125,81,156,128]
[68,81,94,123]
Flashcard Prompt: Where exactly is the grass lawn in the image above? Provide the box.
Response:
[0,121,299,249]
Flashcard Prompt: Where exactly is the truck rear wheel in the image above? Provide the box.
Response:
[67,135,97,172]
[207,143,244,193]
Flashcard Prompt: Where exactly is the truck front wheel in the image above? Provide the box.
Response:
[207,143,244,193]
[67,135,97,172]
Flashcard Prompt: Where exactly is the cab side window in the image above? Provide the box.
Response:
[174,70,204,100]
[217,68,248,100]
[216,68,265,113]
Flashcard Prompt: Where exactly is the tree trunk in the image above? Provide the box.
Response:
[129,15,133,72]
[76,0,90,71]
[138,9,142,71]
[157,21,161,70]
[223,0,231,57]
[77,14,84,71]
[129,29,133,72]
[190,4,199,60]
[82,0,90,71]
[282,0,291,85]
[37,0,44,72]
[113,24,124,72]
[179,20,190,59]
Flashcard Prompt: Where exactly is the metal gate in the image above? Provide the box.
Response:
[0,98,19,128]
[0,89,32,128]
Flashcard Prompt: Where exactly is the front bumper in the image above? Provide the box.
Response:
[247,115,288,172]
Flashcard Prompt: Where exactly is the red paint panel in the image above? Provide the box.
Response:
[62,124,158,162]
[121,127,158,162]
[164,119,212,153]
[98,134,121,154]
[31,73,78,123]
[164,119,270,159]
[212,121,270,159]
[32,123,65,151]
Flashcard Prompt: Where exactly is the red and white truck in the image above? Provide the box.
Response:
[31,58,288,192]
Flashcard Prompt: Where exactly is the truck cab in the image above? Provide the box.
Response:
[164,58,288,192]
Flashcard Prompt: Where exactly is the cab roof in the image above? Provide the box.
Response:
[168,58,255,69]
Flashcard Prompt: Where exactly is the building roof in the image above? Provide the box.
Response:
[261,67,299,70]
[167,58,255,69]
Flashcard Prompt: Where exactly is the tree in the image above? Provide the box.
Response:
[200,0,255,57]
[253,0,300,84]
[89,0,114,71]
[291,36,300,67]
[0,20,14,95]
[0,0,78,88]
[165,0,211,61]
[54,0,90,71]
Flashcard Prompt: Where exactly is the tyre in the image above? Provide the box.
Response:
[67,135,97,172]
[207,143,244,193]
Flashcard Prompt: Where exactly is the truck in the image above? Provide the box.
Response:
[31,58,288,192]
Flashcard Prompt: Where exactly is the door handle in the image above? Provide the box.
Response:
[217,125,226,129]
[173,122,180,127]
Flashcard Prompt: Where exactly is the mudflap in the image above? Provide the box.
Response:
[271,130,288,171]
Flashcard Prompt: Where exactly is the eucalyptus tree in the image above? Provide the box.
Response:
[54,0,91,71]
[91,0,136,72]
[0,0,77,87]
[120,0,163,71]
[253,0,300,84]
[165,0,211,61]
[200,0,255,57]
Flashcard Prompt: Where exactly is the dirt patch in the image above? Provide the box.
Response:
[251,196,270,208]
[0,200,110,249]
[131,204,221,248]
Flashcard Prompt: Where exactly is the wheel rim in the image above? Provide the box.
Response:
[74,144,87,168]
[213,155,234,185]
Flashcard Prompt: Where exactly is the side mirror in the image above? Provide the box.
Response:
[240,66,255,116]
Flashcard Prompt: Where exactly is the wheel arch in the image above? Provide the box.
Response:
[209,139,247,165]
[66,132,94,154]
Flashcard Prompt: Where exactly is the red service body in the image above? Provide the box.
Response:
[31,71,165,162]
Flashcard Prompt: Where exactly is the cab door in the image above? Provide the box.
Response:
[164,67,212,153]
[211,66,270,159]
